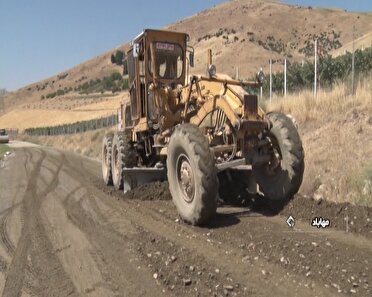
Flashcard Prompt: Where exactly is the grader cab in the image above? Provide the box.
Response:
[102,29,304,225]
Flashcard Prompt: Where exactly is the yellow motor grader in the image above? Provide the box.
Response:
[102,29,304,225]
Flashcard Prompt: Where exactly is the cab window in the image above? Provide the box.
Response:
[151,42,183,79]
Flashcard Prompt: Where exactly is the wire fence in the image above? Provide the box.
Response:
[24,114,118,136]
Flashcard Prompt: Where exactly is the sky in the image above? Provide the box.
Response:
[1,0,371,91]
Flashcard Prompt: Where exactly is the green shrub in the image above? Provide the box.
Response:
[56,89,65,96]
[110,72,122,81]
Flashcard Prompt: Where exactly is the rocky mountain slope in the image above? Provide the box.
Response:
[2,0,372,113]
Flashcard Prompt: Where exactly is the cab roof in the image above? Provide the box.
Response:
[131,29,189,45]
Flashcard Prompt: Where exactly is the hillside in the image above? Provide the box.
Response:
[1,0,372,119]
[20,79,372,207]
[333,31,372,56]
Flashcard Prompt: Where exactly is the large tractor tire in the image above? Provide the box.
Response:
[111,132,136,191]
[167,124,218,225]
[102,133,113,186]
[253,112,304,212]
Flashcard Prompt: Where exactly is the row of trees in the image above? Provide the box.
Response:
[42,72,129,99]
[42,86,73,99]
[261,47,372,95]
[75,72,128,94]
[40,50,128,100]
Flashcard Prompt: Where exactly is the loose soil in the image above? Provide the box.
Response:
[0,143,370,296]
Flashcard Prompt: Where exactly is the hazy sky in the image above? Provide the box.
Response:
[1,0,371,91]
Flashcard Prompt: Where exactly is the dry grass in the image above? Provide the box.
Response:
[350,161,372,207]
[0,95,123,130]
[267,79,372,206]
[333,31,372,57]
[20,128,115,160]
[267,80,372,123]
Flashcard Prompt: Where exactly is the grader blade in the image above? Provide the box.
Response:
[122,167,167,193]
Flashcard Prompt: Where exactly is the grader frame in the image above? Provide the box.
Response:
[102,29,304,225]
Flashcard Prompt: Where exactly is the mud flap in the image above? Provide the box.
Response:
[123,167,167,193]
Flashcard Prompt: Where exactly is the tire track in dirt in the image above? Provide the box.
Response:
[0,149,29,263]
[0,211,16,255]
[0,149,29,292]
[136,199,371,296]
[2,149,78,297]
[35,151,164,296]
[61,184,167,297]
[0,202,22,219]
[41,154,125,295]
[0,194,24,257]
[0,149,29,250]
[62,152,327,296]
[0,210,14,275]
[115,200,320,296]
[60,148,372,296]
[84,182,315,296]
[23,150,78,297]
[3,145,370,297]
[95,178,371,297]
[2,149,44,297]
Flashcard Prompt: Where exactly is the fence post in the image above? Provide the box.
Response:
[269,59,272,104]
[351,25,355,96]
[284,58,287,97]
[314,39,317,98]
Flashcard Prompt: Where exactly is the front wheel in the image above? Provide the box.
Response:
[253,112,304,212]
[167,124,218,225]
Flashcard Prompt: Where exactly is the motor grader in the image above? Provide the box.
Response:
[102,29,304,225]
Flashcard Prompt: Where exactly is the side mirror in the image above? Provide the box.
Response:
[256,68,265,84]
[189,52,194,68]
[123,59,128,75]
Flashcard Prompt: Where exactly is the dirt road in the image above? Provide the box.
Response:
[0,143,370,297]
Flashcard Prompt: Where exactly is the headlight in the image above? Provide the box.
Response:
[208,64,217,78]
[256,67,265,84]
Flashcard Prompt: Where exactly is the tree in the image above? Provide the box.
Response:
[114,50,124,65]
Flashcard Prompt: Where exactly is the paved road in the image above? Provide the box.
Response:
[0,143,370,296]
